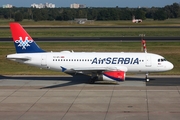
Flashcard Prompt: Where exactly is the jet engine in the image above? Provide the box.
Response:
[98,71,126,82]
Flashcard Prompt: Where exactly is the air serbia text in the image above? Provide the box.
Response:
[91,57,139,64]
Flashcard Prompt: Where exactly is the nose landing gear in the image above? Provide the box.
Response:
[145,73,149,82]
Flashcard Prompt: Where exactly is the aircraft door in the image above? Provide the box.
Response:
[145,56,151,67]
[41,55,47,66]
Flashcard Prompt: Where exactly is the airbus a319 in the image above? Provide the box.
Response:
[7,23,174,83]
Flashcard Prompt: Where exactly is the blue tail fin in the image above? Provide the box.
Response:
[10,22,45,53]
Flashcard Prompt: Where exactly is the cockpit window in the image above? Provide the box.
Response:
[158,58,167,62]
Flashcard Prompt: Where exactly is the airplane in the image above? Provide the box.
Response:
[7,22,174,83]
[132,19,142,23]
[132,15,142,23]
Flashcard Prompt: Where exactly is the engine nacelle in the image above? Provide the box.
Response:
[98,71,126,82]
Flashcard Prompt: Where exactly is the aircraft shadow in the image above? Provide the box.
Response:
[0,74,90,88]
[0,74,89,81]
[0,75,151,82]
[0,74,156,88]
[125,77,155,81]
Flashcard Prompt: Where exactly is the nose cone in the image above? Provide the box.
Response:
[167,62,174,70]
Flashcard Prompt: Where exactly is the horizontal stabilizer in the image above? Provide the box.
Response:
[7,54,30,61]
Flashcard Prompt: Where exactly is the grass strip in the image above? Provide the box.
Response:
[0,28,180,38]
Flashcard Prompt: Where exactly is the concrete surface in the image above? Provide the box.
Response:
[0,75,180,120]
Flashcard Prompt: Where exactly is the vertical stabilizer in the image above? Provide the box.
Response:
[10,22,45,53]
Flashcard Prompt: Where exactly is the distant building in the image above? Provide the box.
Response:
[2,4,13,8]
[79,4,86,8]
[70,3,79,8]
[31,3,55,8]
[70,3,86,8]
[45,3,55,8]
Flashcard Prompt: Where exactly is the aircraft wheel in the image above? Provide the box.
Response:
[146,78,150,82]
[89,79,95,84]
[89,76,97,84]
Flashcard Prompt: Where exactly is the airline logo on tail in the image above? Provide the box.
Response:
[10,22,45,53]
[15,37,33,49]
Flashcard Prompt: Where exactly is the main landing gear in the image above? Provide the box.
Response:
[89,73,98,84]
[89,76,97,84]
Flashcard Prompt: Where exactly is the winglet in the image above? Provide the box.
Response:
[10,22,45,53]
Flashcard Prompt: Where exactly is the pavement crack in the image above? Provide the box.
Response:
[176,86,180,96]
[0,89,18,103]
[16,89,49,120]
[61,84,85,120]
[146,88,150,120]
[104,85,115,120]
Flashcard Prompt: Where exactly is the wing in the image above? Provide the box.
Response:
[61,66,128,74]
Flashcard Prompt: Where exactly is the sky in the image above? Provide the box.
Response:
[0,0,179,8]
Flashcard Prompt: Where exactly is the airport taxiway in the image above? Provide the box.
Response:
[0,75,180,120]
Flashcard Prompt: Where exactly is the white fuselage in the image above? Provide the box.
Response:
[7,51,174,74]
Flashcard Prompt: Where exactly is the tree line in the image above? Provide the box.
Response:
[0,2,179,22]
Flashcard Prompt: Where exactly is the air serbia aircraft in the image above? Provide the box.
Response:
[7,23,174,83]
